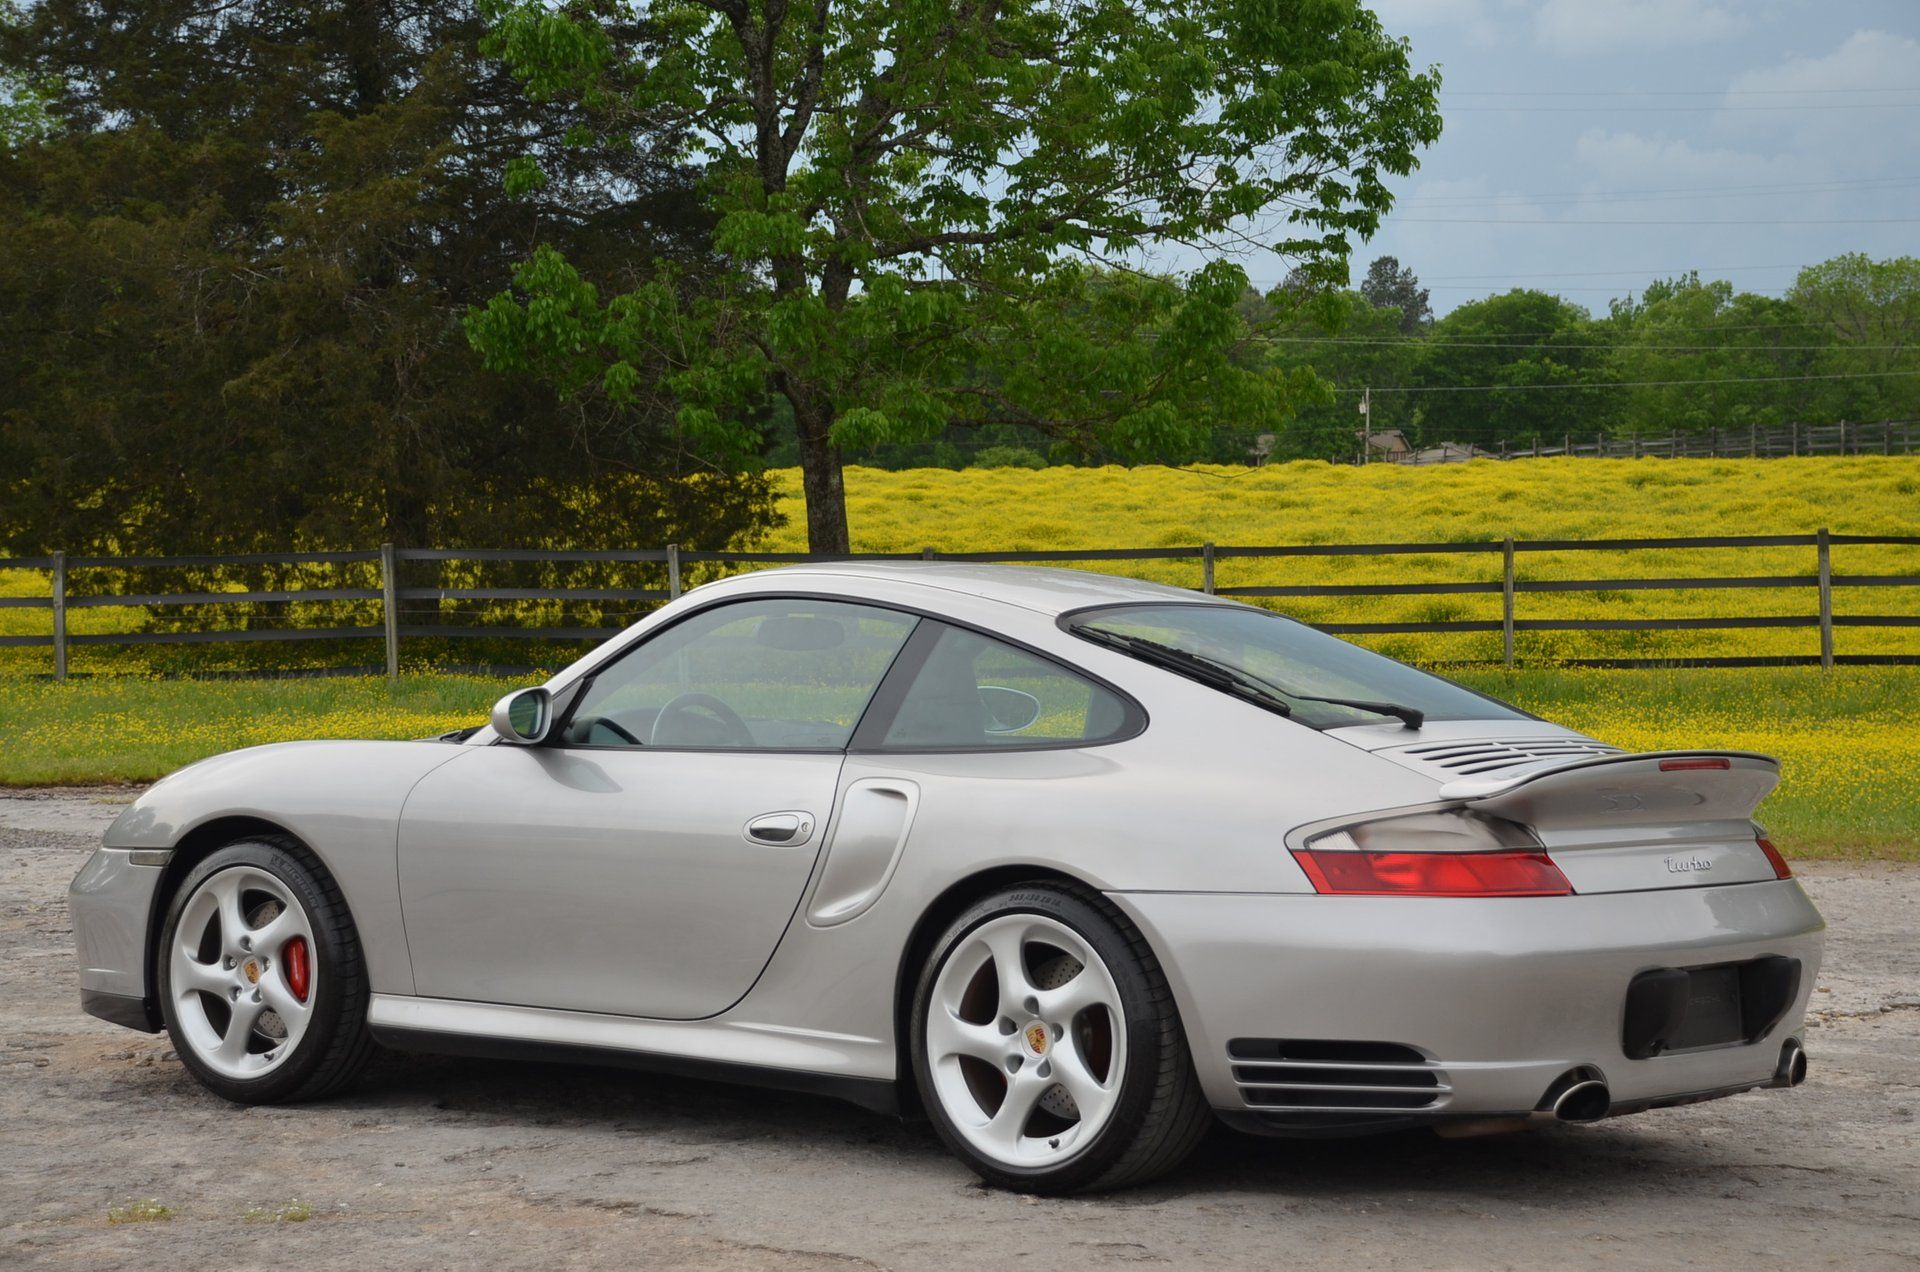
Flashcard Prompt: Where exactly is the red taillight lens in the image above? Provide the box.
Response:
[1756,836,1792,880]
[1292,849,1573,897]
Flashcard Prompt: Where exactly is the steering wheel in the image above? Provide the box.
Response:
[568,714,644,747]
[650,691,755,748]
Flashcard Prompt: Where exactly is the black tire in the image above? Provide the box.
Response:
[909,880,1212,1193]
[156,836,374,1104]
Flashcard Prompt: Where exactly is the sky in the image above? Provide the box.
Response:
[1231,0,1920,315]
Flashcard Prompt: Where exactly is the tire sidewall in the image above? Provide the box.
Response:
[157,840,359,1103]
[911,884,1165,1192]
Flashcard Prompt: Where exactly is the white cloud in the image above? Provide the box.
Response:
[1571,131,1807,192]
[1713,30,1920,169]
[1533,0,1746,56]
[1370,0,1515,48]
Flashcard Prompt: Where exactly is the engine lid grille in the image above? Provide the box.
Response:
[1379,736,1623,779]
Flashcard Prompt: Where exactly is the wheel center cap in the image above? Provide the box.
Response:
[1023,1023,1049,1055]
[241,959,261,985]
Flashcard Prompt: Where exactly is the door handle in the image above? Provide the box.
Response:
[744,812,814,846]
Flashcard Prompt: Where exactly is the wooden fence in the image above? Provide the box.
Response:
[1414,419,1919,462]
[3,530,1918,678]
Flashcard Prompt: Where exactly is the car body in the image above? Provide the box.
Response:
[70,562,1824,1190]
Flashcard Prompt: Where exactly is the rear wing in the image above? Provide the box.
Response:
[1439,751,1780,833]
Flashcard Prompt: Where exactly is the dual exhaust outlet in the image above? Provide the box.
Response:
[1537,1039,1807,1125]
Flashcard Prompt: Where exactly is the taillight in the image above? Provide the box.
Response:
[1659,757,1731,772]
[1292,848,1572,897]
[1756,836,1793,880]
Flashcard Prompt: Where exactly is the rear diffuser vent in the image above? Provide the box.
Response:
[1227,1039,1448,1113]
[1390,738,1622,776]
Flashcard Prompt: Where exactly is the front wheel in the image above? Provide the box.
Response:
[910,882,1211,1193]
[157,837,374,1103]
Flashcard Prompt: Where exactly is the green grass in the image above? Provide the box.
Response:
[3,668,1913,860]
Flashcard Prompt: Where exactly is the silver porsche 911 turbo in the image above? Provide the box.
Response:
[70,563,1823,1192]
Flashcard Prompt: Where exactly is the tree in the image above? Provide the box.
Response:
[1359,255,1431,333]
[0,0,774,565]
[1259,288,1410,459]
[1789,253,1920,426]
[468,0,1442,551]
[1411,289,1617,447]
[1604,274,1829,434]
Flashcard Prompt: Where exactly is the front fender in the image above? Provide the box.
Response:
[106,740,469,996]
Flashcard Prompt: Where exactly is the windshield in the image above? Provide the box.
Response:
[1065,603,1528,730]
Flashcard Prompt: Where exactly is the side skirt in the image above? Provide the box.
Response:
[366,994,899,1116]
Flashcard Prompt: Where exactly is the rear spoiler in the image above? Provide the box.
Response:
[1439,750,1780,832]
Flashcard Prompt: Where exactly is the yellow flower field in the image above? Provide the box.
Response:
[1,668,1911,859]
[751,457,1920,665]
[3,457,1916,667]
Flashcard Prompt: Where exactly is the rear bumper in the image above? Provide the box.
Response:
[1111,879,1824,1130]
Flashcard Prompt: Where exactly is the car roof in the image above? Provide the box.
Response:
[698,561,1225,618]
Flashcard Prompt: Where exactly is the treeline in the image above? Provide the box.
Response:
[0,0,777,559]
[1,1,1912,565]
[826,253,1920,469]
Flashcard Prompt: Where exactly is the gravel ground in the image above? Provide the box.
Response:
[3,788,1917,1269]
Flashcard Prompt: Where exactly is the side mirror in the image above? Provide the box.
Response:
[491,687,552,745]
[978,685,1043,735]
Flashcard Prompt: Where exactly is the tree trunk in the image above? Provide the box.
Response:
[793,400,852,555]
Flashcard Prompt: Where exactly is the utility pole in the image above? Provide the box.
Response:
[1358,386,1372,464]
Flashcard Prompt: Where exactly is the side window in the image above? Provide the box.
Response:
[563,599,918,750]
[878,625,1137,750]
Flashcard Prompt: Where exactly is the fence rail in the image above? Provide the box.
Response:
[4,530,1918,676]
[1386,419,1920,463]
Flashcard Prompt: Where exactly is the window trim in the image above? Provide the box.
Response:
[1056,600,1539,727]
[848,618,1147,755]
[550,593,922,755]
[546,591,1148,757]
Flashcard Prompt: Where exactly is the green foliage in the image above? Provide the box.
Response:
[469,0,1443,547]
[0,0,776,567]
[973,445,1048,470]
[1412,289,1619,446]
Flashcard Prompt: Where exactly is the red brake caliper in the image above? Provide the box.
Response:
[284,937,311,1002]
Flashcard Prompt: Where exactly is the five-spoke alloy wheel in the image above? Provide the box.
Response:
[158,838,373,1103]
[911,882,1210,1193]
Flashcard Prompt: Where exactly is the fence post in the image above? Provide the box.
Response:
[1790,422,1799,456]
[1816,528,1834,670]
[666,543,682,600]
[50,550,68,683]
[1500,538,1516,669]
[1202,542,1216,595]
[379,543,400,679]
[922,546,936,560]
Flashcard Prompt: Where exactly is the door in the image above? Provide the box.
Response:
[398,597,920,1020]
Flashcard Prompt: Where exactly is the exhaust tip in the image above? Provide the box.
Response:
[1774,1039,1808,1088]
[1552,1078,1612,1123]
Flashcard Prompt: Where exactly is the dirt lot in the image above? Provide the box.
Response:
[3,789,1917,1269]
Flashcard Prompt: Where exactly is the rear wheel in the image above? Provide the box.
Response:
[157,838,373,1103]
[910,882,1211,1193]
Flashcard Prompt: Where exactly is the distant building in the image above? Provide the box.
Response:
[1359,429,1412,460]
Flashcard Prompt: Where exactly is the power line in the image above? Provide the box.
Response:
[1416,264,1802,281]
[1392,216,1920,226]
[1328,370,1920,395]
[1402,180,1920,209]
[1441,88,1920,98]
[1257,335,1911,352]
[1441,104,1920,113]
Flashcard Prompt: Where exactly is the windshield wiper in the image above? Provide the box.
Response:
[1276,693,1425,730]
[1074,628,1295,720]
[1076,628,1425,729]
